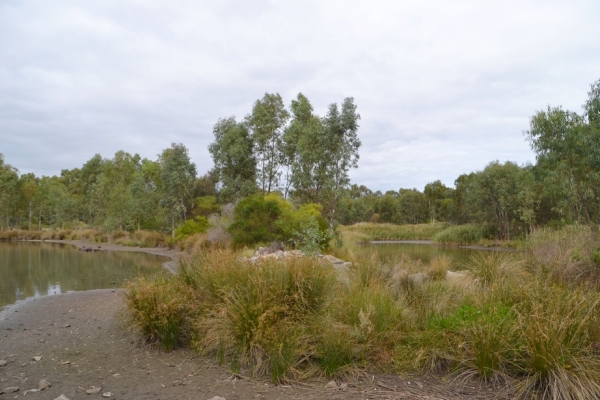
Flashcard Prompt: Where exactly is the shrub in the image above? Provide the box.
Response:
[174,216,209,241]
[229,195,283,247]
[124,276,194,351]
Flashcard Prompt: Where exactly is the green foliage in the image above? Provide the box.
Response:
[229,194,330,250]
[174,216,209,242]
[432,224,482,245]
[192,196,220,217]
[229,195,283,246]
[209,117,257,202]
[526,79,600,230]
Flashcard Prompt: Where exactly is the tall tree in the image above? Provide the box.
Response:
[526,79,600,230]
[209,117,257,202]
[160,143,197,237]
[285,93,328,202]
[248,93,289,194]
[18,173,39,230]
[0,154,19,230]
[321,97,361,226]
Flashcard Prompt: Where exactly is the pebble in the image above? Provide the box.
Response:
[324,380,338,390]
[39,379,52,390]
[54,395,70,400]
[2,387,19,394]
[0,360,6,366]
[102,392,113,398]
[208,397,226,400]
[33,355,43,361]
[86,386,102,394]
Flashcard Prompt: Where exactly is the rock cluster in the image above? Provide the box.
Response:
[79,245,104,252]
[247,243,351,269]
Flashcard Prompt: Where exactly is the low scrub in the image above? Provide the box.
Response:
[125,238,600,397]
[432,224,482,245]
[340,222,450,241]
[0,229,43,241]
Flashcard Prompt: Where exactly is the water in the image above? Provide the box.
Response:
[0,242,169,309]
[353,242,483,266]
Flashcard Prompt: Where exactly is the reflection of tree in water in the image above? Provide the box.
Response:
[0,243,167,308]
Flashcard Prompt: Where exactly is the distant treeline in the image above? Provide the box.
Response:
[1,79,599,240]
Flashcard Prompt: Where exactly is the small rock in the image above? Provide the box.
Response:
[64,324,71,328]
[39,338,46,343]
[33,355,43,361]
[102,392,113,398]
[54,395,70,400]
[324,380,338,390]
[86,386,102,394]
[0,360,6,366]
[39,379,52,390]
[340,383,348,390]
[208,397,226,400]
[3,387,19,394]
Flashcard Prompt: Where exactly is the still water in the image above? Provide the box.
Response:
[353,242,483,266]
[0,242,169,309]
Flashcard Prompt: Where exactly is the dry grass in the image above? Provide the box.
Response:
[123,230,600,396]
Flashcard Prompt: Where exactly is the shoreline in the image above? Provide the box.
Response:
[23,239,186,273]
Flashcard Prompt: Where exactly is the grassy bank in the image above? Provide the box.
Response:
[0,228,168,248]
[125,226,600,398]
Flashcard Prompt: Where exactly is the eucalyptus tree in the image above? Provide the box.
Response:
[247,93,289,194]
[284,93,328,202]
[18,173,39,230]
[160,143,197,237]
[321,97,361,225]
[0,154,19,229]
[209,117,257,202]
[526,79,600,230]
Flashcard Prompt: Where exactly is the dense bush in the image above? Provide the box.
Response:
[228,194,330,250]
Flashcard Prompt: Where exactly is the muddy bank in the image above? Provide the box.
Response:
[0,290,497,400]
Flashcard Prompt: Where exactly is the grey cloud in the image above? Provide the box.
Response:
[1,0,599,191]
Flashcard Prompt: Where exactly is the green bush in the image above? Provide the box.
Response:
[228,194,330,250]
[175,216,209,241]
[228,195,283,246]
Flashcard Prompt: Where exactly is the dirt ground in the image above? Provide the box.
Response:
[0,241,500,400]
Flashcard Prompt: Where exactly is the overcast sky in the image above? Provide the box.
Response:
[1,0,599,191]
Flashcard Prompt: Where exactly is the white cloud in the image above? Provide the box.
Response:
[1,0,599,190]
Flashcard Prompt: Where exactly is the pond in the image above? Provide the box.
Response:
[353,241,485,266]
[0,242,169,309]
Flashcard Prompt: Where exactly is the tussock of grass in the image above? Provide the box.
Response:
[125,231,600,396]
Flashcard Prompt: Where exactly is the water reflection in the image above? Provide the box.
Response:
[0,242,168,308]
[354,242,482,266]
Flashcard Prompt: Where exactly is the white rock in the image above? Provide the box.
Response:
[324,380,338,390]
[102,392,113,398]
[54,395,70,400]
[33,355,43,361]
[0,360,6,366]
[39,379,52,390]
[86,386,102,394]
[208,396,226,400]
